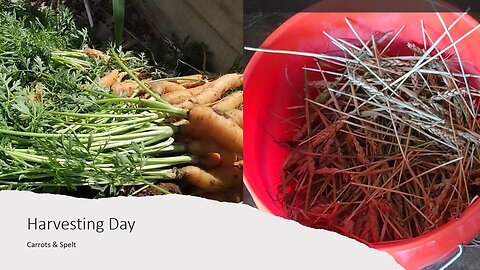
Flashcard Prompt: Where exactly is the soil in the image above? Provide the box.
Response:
[41,0,210,75]
[136,183,183,196]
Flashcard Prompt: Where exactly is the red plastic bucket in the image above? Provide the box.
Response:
[244,1,480,269]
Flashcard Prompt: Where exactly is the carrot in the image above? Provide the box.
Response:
[187,140,237,166]
[161,90,193,104]
[221,152,238,166]
[116,72,128,83]
[212,91,243,112]
[176,101,194,109]
[197,153,222,169]
[148,81,187,95]
[224,109,243,128]
[178,121,203,139]
[189,85,206,96]
[188,81,211,92]
[174,74,206,88]
[161,83,208,105]
[84,48,110,61]
[188,106,243,155]
[172,82,214,109]
[178,125,237,165]
[111,81,139,96]
[84,48,107,57]
[99,70,120,87]
[181,81,205,88]
[28,89,42,105]
[186,140,228,155]
[179,165,243,190]
[189,73,243,106]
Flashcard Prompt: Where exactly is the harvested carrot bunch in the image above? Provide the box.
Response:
[0,2,243,203]
[251,18,480,243]
[95,55,244,202]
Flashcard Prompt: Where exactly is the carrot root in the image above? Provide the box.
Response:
[85,48,107,57]
[187,140,237,166]
[189,73,243,106]
[188,106,243,156]
[179,165,242,190]
[99,70,120,88]
[197,153,222,169]
[175,74,206,88]
[161,90,193,104]
[111,81,139,96]
[148,81,187,95]
[224,109,243,128]
[212,91,243,112]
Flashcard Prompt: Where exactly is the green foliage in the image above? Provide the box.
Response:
[0,0,93,133]
[0,0,88,71]
[0,2,191,197]
[112,0,125,47]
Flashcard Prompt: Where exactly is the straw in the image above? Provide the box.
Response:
[247,13,479,243]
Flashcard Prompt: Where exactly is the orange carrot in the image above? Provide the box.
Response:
[189,73,243,106]
[161,90,193,104]
[186,140,227,155]
[176,101,193,109]
[181,81,205,88]
[147,81,187,95]
[189,85,206,95]
[84,48,110,61]
[159,81,210,104]
[99,70,120,87]
[220,151,238,167]
[173,82,214,109]
[179,166,242,190]
[224,109,243,128]
[188,81,211,93]
[187,140,237,166]
[111,81,139,96]
[178,121,203,139]
[188,106,243,155]
[212,91,243,112]
[174,74,206,88]
[84,48,106,57]
[197,153,222,169]
[116,72,128,83]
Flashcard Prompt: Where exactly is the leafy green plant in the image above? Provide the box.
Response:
[0,1,196,197]
[112,0,125,47]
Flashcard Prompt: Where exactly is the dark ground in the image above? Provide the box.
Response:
[60,0,213,75]
[243,4,480,270]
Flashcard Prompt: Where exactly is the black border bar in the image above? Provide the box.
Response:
[244,0,480,13]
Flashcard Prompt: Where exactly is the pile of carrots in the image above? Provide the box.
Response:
[97,58,244,202]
